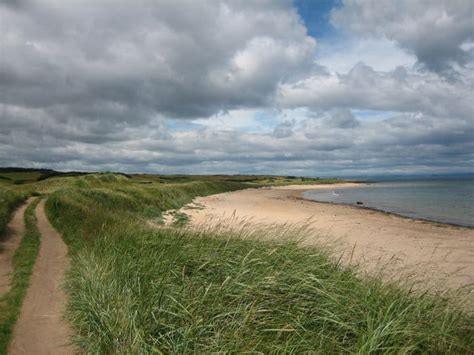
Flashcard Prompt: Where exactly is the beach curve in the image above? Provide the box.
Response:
[183,183,474,291]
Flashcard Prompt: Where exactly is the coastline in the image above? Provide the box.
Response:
[269,182,370,190]
[294,190,474,230]
[184,183,474,291]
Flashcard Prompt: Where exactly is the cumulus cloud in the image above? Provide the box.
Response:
[331,0,474,74]
[277,63,473,120]
[1,0,315,121]
[316,37,416,73]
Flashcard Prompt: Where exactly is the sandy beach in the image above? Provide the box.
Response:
[184,183,474,291]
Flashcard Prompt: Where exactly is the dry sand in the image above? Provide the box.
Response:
[0,198,34,295]
[9,200,75,355]
[184,184,474,291]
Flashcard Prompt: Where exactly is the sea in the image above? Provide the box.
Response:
[303,179,474,227]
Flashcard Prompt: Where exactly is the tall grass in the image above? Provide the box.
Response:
[0,187,28,235]
[45,176,474,353]
[0,198,41,353]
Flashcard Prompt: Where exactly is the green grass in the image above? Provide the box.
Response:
[0,187,28,236]
[171,211,190,227]
[44,175,474,353]
[0,198,41,353]
[130,173,340,186]
[0,172,44,183]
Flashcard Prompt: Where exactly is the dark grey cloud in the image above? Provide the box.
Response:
[325,109,360,129]
[273,120,295,138]
[1,106,471,176]
[1,0,315,119]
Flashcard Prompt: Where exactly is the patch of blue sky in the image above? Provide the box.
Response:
[189,109,272,133]
[294,0,341,40]
[251,108,314,133]
[253,111,278,131]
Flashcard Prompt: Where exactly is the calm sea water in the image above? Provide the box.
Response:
[303,179,474,227]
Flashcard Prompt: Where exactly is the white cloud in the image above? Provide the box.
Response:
[277,63,473,120]
[331,0,474,73]
[316,37,416,73]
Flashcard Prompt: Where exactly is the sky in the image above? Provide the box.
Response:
[1,0,473,177]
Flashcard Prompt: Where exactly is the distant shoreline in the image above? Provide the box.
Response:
[269,182,370,190]
[295,192,474,230]
[291,183,474,229]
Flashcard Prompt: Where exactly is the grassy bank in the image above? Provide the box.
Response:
[0,198,41,353]
[45,175,474,353]
[0,187,28,235]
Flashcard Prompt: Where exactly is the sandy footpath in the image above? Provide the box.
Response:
[0,198,34,295]
[9,200,75,355]
[184,184,474,291]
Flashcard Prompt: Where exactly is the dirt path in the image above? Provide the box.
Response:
[184,187,474,291]
[9,199,75,355]
[0,198,34,295]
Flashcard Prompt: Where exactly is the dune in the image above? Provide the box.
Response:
[184,184,474,291]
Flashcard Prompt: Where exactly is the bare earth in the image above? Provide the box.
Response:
[184,184,474,291]
[9,200,75,355]
[0,198,33,295]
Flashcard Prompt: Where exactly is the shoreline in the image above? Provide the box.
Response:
[269,182,370,190]
[184,183,474,290]
[293,190,474,230]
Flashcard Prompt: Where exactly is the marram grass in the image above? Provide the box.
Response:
[45,177,473,353]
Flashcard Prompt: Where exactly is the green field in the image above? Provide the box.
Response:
[0,169,473,353]
[0,172,43,183]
